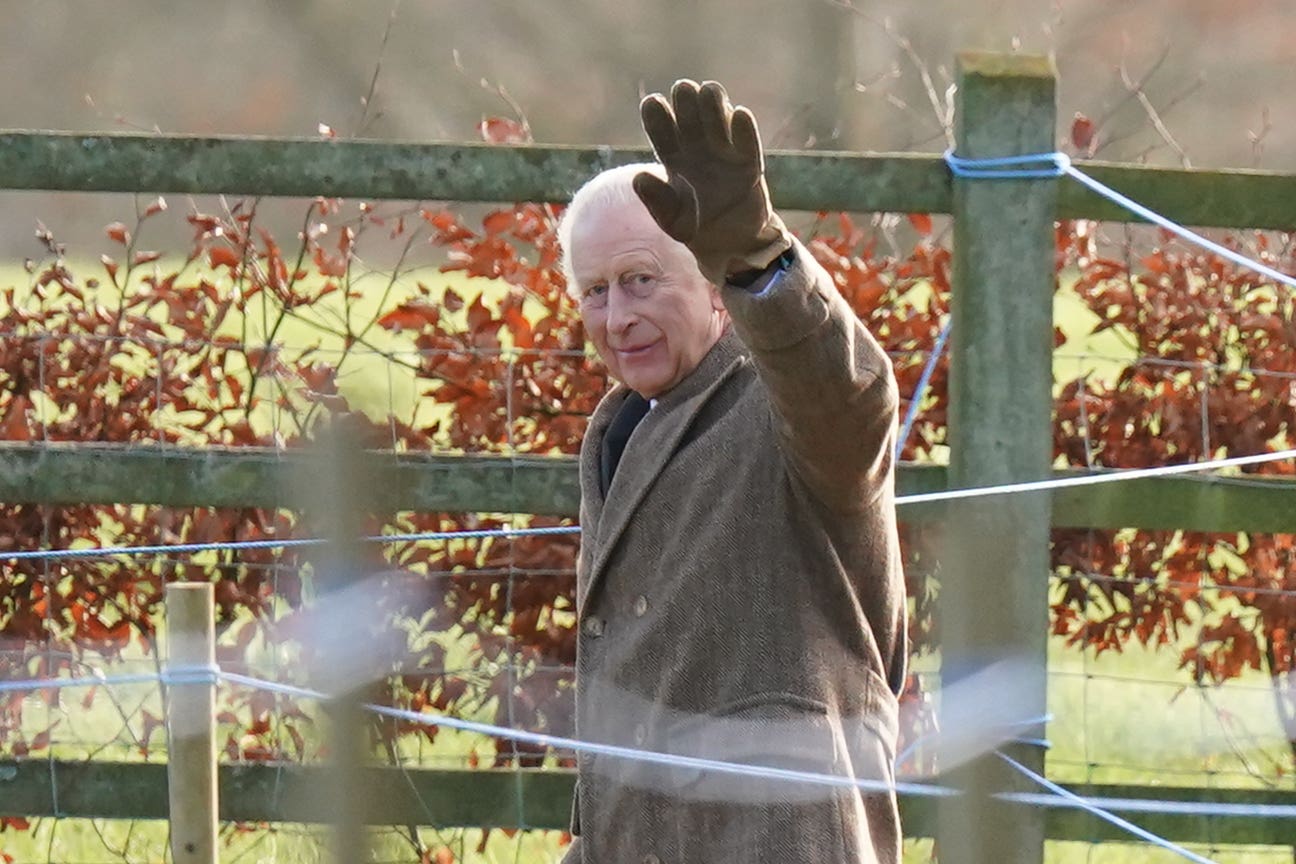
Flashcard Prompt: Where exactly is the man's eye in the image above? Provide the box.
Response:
[624,272,658,296]
[585,283,607,296]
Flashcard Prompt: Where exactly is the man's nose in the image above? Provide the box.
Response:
[606,288,638,333]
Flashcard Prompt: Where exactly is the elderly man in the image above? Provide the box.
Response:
[557,80,907,864]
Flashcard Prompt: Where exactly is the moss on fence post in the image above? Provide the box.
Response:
[938,52,1057,864]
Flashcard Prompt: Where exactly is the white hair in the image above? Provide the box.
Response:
[557,162,667,298]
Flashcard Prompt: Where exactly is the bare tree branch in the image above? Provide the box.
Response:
[1118,45,1192,168]
[823,0,954,147]
[1092,39,1174,133]
[1248,106,1273,168]
[1093,48,1202,163]
[451,50,533,138]
[353,0,404,138]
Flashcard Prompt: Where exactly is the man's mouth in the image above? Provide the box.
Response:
[615,342,658,358]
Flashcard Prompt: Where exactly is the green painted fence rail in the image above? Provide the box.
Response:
[6,131,1296,229]
[0,760,1291,846]
[0,444,582,518]
[1,443,1293,533]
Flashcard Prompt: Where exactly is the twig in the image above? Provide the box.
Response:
[852,63,902,97]
[379,712,458,857]
[821,0,954,146]
[451,49,533,139]
[1091,75,1202,159]
[82,93,162,135]
[1118,48,1192,168]
[1248,106,1273,168]
[87,816,131,861]
[768,104,816,150]
[299,216,426,431]
[1198,685,1282,787]
[884,24,956,148]
[223,822,277,864]
[1091,39,1174,134]
[1263,640,1296,775]
[354,0,403,137]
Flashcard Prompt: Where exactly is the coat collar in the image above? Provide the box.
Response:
[581,327,748,603]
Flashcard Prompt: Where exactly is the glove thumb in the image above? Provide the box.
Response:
[633,171,700,244]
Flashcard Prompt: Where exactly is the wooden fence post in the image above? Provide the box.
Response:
[165,582,218,864]
[296,426,381,864]
[938,52,1058,864]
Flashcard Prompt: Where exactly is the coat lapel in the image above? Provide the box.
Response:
[582,329,747,606]
[578,388,625,544]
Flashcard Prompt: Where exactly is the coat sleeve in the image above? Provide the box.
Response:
[721,236,899,511]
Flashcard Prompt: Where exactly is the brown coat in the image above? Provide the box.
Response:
[563,238,907,864]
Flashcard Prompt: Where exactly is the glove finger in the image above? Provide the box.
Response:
[640,93,680,158]
[731,106,766,172]
[698,81,734,156]
[633,171,699,243]
[670,79,705,152]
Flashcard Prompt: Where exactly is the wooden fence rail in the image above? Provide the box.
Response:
[5,130,1296,229]
[3,443,1295,533]
[2,760,1293,846]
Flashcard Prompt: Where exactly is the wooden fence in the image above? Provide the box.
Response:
[2,52,1295,859]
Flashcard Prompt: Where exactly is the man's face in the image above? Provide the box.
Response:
[570,202,726,398]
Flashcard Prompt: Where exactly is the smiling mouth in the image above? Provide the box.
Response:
[615,342,658,357]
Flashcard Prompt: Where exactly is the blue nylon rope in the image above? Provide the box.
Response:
[998,752,1219,864]
[216,670,951,799]
[1062,164,1296,290]
[896,149,1296,473]
[1004,790,1296,820]
[0,524,581,562]
[895,319,951,459]
[6,446,1296,561]
[945,148,1296,290]
[944,150,1069,179]
[4,667,1294,823]
[0,665,219,694]
[898,149,1060,458]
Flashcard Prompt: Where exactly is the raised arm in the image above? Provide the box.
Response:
[633,80,898,509]
[724,240,897,510]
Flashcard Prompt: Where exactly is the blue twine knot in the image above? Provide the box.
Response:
[944,149,1070,179]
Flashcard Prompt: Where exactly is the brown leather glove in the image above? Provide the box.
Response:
[634,79,793,286]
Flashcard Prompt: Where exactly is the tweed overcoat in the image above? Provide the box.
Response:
[563,238,907,864]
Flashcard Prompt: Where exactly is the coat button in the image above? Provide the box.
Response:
[633,724,646,745]
[633,595,649,617]
[642,856,661,864]
[583,616,605,637]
